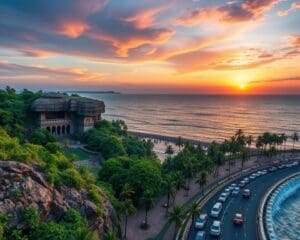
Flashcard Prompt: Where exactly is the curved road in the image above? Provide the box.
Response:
[188,160,300,240]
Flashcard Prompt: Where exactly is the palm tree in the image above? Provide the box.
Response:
[196,171,208,195]
[281,133,288,160]
[234,129,246,148]
[256,136,263,165]
[119,200,136,239]
[183,161,193,197]
[173,171,183,190]
[168,205,184,239]
[208,142,224,177]
[176,136,184,150]
[246,135,254,148]
[120,183,135,201]
[165,145,175,157]
[141,190,155,228]
[240,148,247,172]
[291,132,299,152]
[164,174,176,213]
[188,202,201,225]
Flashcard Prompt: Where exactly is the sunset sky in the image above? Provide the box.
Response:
[0,0,300,94]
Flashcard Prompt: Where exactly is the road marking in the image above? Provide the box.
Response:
[221,197,234,223]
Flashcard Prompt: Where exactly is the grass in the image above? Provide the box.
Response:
[64,147,93,161]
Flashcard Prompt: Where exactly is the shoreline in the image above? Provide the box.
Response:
[128,130,211,147]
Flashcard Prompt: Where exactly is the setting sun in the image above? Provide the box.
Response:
[239,83,246,90]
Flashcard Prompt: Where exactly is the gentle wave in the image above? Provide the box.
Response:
[79,93,300,147]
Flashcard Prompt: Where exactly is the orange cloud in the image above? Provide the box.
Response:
[90,27,174,57]
[123,5,169,29]
[169,47,279,73]
[0,62,107,84]
[278,2,300,16]
[57,20,90,38]
[287,35,300,46]
[175,0,285,26]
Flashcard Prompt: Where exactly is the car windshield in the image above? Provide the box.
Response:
[212,207,219,211]
[212,225,219,230]
[235,214,242,219]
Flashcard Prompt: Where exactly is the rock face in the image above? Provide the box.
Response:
[0,161,118,236]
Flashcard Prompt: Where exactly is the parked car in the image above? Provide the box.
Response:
[218,192,229,203]
[211,202,222,218]
[238,181,246,188]
[232,212,244,225]
[195,231,206,240]
[195,213,208,230]
[224,188,231,194]
[228,183,237,192]
[249,173,257,180]
[261,170,267,175]
[278,164,286,169]
[243,177,249,183]
[269,166,278,172]
[242,189,251,198]
[232,187,240,197]
[210,221,221,236]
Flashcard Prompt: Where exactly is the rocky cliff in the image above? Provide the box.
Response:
[0,161,118,237]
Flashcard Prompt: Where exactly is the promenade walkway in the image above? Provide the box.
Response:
[126,153,295,240]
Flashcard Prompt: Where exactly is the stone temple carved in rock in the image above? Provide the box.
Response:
[31,93,105,136]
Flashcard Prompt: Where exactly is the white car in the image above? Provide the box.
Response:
[249,174,257,180]
[210,220,221,236]
[224,188,231,194]
[211,202,222,218]
[195,213,208,230]
[218,192,229,203]
[195,231,205,240]
[232,187,240,197]
[261,170,267,175]
[228,183,237,191]
[243,178,249,183]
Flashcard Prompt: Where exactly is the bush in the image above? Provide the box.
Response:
[84,131,125,159]
[29,128,55,146]
[59,168,84,189]
[32,222,67,240]
[21,207,40,229]
[87,187,103,206]
[99,157,162,205]
[45,142,62,154]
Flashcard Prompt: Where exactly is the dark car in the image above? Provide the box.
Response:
[242,189,251,198]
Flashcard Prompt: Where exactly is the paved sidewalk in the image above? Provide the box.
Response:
[126,153,297,240]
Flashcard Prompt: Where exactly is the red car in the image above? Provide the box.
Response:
[232,213,244,225]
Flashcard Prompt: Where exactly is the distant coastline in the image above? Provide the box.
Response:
[65,90,121,94]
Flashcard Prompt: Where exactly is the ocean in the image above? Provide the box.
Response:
[77,93,300,148]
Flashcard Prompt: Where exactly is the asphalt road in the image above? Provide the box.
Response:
[188,161,300,240]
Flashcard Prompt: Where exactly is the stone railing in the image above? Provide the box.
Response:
[258,170,300,240]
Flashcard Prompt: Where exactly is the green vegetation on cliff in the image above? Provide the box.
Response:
[0,88,112,240]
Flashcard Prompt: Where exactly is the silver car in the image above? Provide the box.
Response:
[195,213,208,230]
[210,220,221,236]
